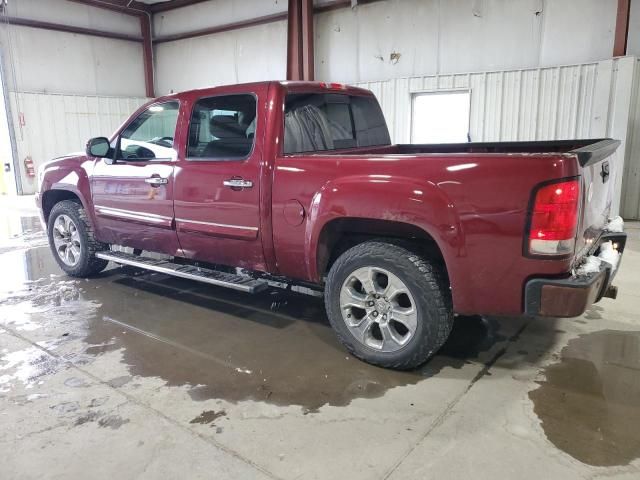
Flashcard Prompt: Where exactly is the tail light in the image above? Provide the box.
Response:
[527,178,580,256]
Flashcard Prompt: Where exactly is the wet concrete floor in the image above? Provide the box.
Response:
[529,329,640,467]
[1,197,640,479]
[1,243,509,412]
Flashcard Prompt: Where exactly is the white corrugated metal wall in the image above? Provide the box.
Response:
[11,57,640,214]
[621,58,640,219]
[10,92,148,194]
[356,56,640,218]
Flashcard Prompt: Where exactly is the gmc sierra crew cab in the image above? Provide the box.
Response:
[36,81,627,369]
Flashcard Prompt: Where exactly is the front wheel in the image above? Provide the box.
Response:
[324,241,453,370]
[47,200,109,277]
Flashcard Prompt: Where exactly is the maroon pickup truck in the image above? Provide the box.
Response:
[36,81,626,369]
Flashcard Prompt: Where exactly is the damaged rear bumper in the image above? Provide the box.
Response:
[524,232,627,318]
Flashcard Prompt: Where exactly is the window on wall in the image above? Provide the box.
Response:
[410,91,471,144]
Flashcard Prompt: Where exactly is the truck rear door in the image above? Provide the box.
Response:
[91,100,181,256]
[172,87,266,271]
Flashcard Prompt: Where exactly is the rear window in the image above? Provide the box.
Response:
[283,93,390,154]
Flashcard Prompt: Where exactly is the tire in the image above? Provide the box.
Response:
[324,241,453,370]
[47,200,109,277]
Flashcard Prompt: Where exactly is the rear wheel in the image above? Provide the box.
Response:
[324,241,453,370]
[47,200,109,277]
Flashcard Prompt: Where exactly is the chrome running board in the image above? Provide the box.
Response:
[96,251,269,294]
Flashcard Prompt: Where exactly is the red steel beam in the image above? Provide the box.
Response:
[150,0,210,13]
[287,0,303,81]
[140,15,155,97]
[1,15,142,42]
[314,0,385,14]
[314,0,351,14]
[301,0,314,81]
[68,0,149,16]
[613,0,631,56]
[153,11,288,44]
[72,0,237,15]
[153,0,387,45]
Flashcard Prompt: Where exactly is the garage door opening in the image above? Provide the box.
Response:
[410,90,471,144]
[0,53,18,196]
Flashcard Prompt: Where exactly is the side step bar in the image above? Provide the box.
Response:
[96,251,269,294]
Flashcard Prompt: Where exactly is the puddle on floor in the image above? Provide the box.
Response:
[529,330,640,467]
[0,346,65,393]
[190,409,226,426]
[0,214,46,255]
[80,277,506,411]
[1,242,513,412]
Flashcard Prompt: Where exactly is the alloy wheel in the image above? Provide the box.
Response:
[339,266,418,352]
[52,214,82,267]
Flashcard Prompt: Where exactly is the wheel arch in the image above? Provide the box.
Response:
[315,217,449,283]
[41,188,91,225]
[302,174,463,285]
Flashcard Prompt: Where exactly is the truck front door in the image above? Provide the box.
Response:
[91,100,181,255]
[173,89,266,271]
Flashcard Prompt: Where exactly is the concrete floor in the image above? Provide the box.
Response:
[1,195,639,480]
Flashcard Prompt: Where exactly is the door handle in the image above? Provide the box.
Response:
[145,176,168,187]
[223,178,253,189]
[600,161,610,182]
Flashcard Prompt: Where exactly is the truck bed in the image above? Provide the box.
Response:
[394,138,619,167]
[315,138,619,169]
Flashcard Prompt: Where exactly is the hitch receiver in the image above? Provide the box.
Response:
[602,285,618,300]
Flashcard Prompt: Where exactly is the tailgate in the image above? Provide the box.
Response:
[573,139,621,260]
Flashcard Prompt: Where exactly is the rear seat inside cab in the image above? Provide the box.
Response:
[202,115,253,158]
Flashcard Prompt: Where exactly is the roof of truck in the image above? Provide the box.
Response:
[277,80,373,95]
[156,80,373,100]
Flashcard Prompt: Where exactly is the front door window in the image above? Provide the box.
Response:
[118,101,180,161]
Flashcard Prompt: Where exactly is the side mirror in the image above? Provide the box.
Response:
[86,137,111,158]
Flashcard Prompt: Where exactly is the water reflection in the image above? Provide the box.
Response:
[529,330,640,466]
[1,242,514,411]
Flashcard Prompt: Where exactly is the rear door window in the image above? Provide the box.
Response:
[187,94,257,160]
[284,93,390,154]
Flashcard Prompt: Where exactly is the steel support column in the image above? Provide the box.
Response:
[613,0,631,56]
[287,0,303,80]
[287,0,314,81]
[301,0,314,81]
[140,14,155,97]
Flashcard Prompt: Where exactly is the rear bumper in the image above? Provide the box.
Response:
[524,232,627,318]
